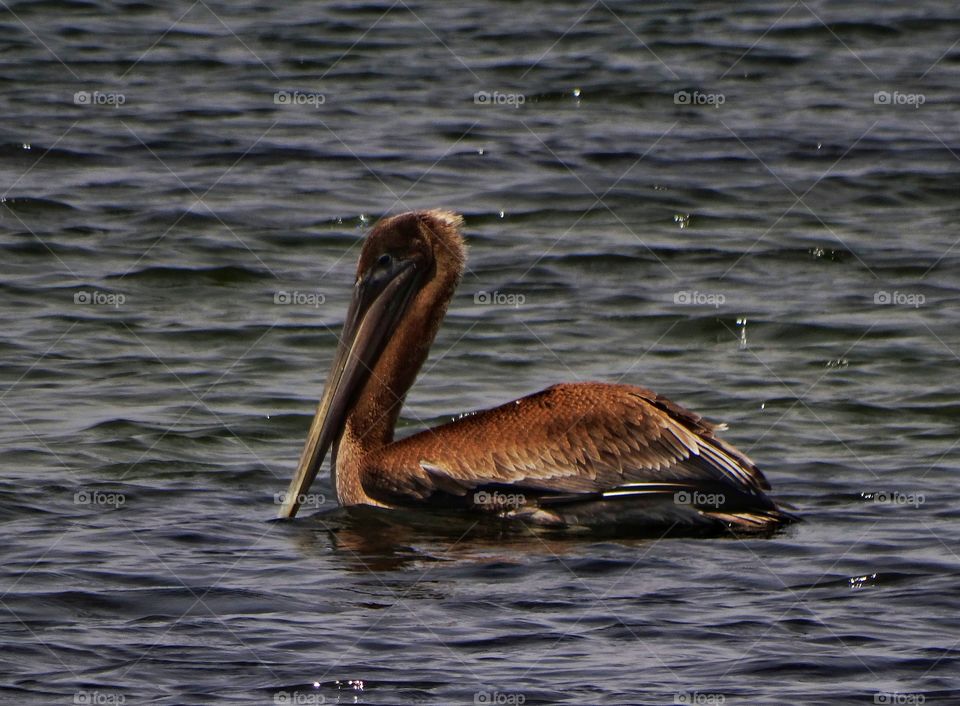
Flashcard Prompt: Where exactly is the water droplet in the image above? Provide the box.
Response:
[335,679,364,691]
[673,213,691,229]
[478,148,484,155]
[498,210,505,218]
[736,318,747,347]
[572,88,581,98]
[816,142,822,150]
[848,573,878,589]
[21,143,31,150]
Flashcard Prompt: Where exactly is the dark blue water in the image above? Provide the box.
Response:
[2,1,959,704]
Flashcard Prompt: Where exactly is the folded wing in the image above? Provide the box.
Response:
[361,382,771,504]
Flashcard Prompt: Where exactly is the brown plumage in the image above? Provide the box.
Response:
[279,209,794,532]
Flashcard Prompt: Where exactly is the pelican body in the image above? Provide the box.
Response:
[279,210,793,531]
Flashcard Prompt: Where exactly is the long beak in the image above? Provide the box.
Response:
[278,258,421,518]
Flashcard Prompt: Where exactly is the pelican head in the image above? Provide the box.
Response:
[279,210,466,518]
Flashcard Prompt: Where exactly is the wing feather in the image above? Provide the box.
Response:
[362,382,770,503]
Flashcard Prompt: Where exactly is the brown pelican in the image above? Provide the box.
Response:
[278,210,794,532]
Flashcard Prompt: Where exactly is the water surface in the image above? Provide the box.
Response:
[2,1,959,704]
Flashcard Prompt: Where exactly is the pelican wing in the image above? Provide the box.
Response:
[362,382,770,504]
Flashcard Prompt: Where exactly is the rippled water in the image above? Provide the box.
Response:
[2,1,959,704]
